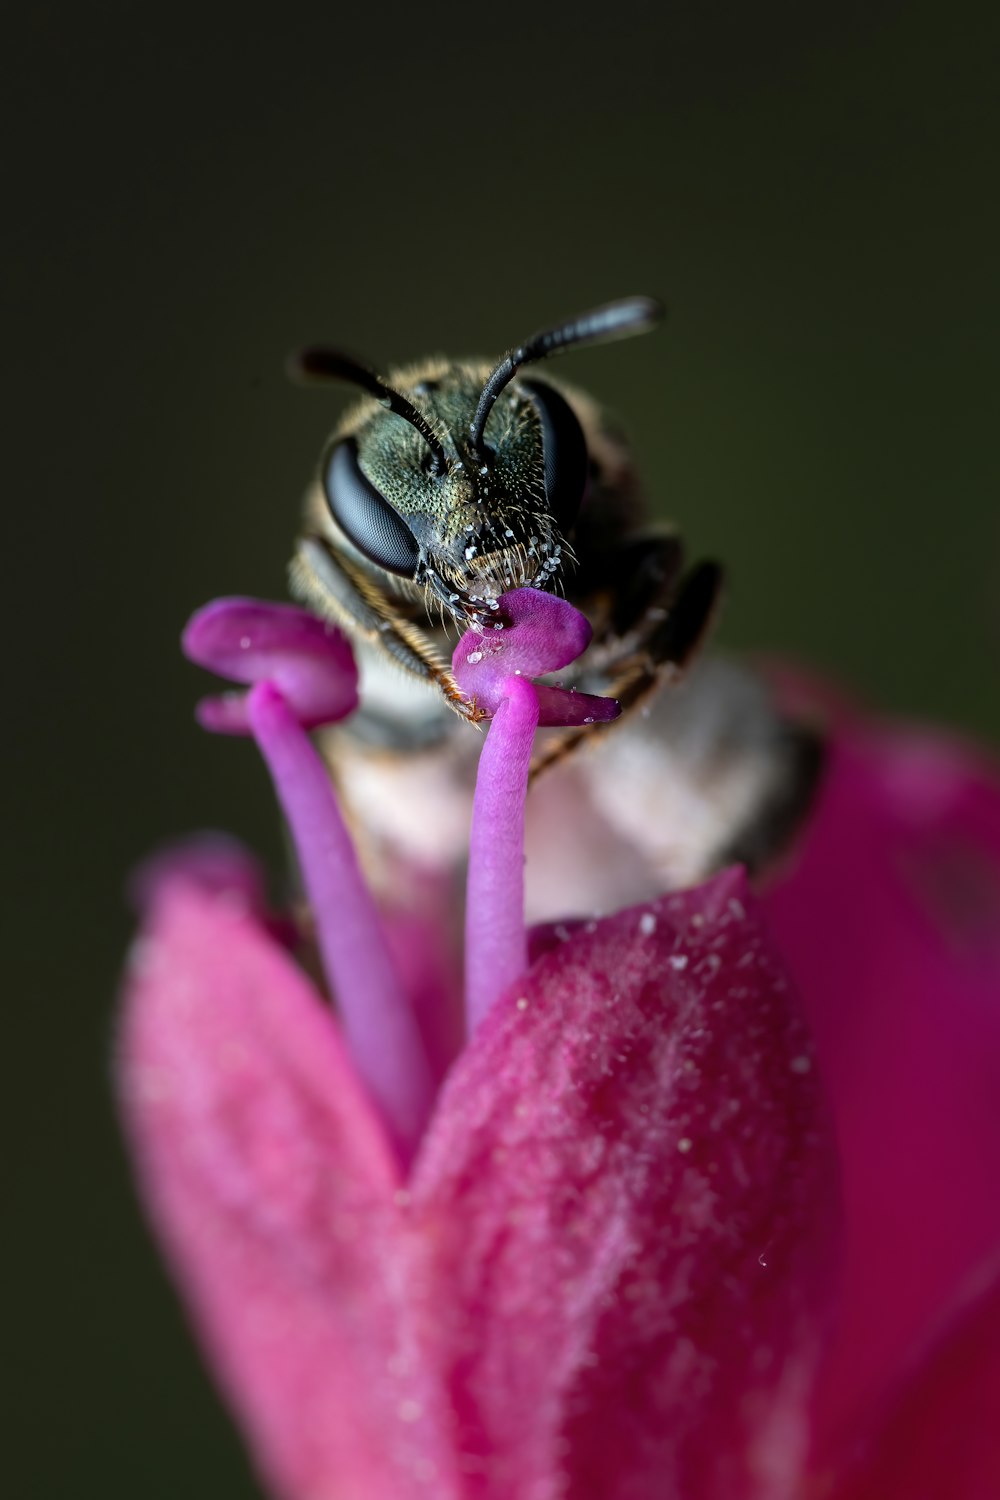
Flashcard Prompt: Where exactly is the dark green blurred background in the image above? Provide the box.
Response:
[7,3,998,1495]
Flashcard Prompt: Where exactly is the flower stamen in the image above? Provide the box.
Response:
[454,588,620,1031]
[247,683,435,1161]
[464,676,540,1031]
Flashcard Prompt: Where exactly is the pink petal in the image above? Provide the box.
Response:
[412,869,837,1500]
[128,833,269,916]
[762,722,1000,1445]
[118,877,462,1500]
[828,1256,1000,1500]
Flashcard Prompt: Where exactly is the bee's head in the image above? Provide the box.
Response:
[295,297,663,623]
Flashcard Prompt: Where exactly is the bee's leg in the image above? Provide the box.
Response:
[530,558,725,779]
[291,534,478,720]
[612,558,725,699]
[606,529,687,640]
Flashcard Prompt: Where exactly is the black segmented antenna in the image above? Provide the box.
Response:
[468,296,664,459]
[290,346,448,474]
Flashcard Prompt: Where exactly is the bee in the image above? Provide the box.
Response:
[290,299,719,739]
[288,298,822,902]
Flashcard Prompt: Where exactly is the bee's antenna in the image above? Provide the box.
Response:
[290,346,449,474]
[468,296,664,460]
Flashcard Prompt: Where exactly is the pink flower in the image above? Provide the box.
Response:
[761,681,1000,1494]
[118,596,1000,1498]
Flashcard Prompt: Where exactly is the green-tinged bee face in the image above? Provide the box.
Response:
[299,297,662,625]
[325,363,586,620]
[289,296,703,728]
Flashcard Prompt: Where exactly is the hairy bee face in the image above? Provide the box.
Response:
[289,298,700,727]
[322,364,588,621]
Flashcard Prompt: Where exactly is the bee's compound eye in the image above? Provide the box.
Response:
[522,379,588,535]
[323,439,420,578]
